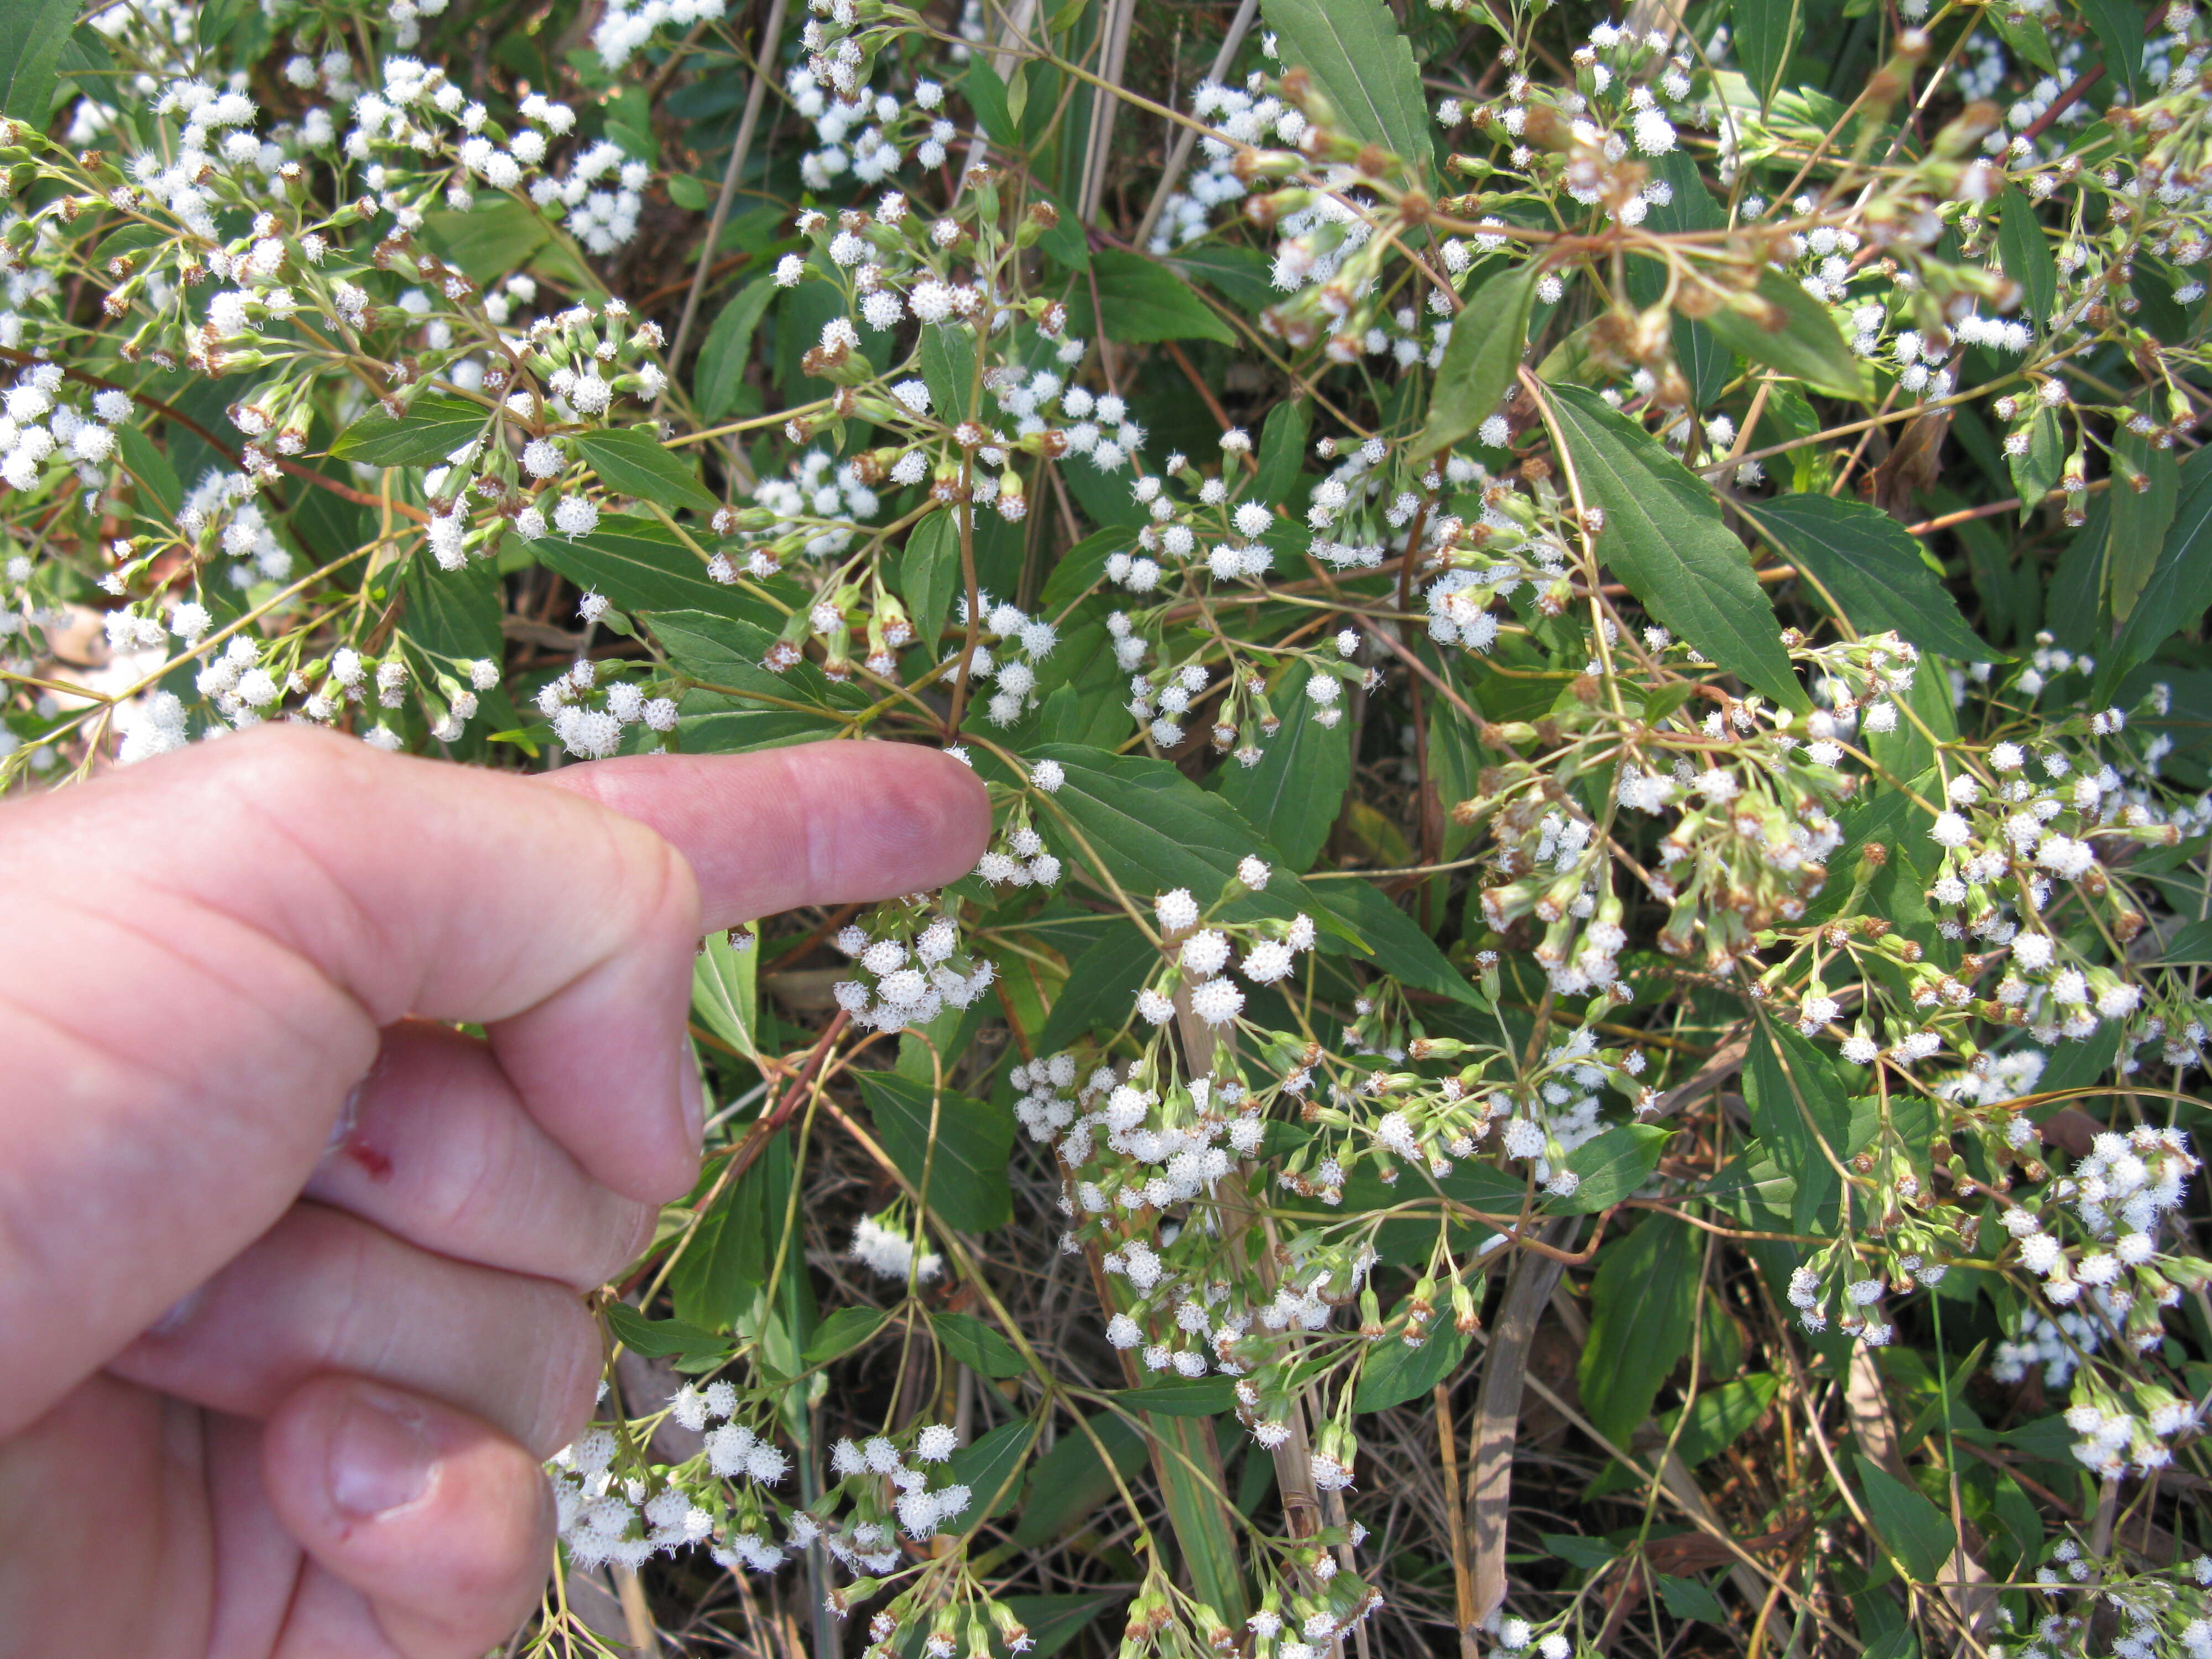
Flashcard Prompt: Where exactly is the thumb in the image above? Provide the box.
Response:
[260,1375,554,1658]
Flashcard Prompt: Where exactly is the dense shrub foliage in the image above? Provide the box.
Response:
[3,0,2212,1651]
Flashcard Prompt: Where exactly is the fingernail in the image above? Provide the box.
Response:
[328,1391,437,1519]
[678,1055,706,1150]
[147,1285,202,1338]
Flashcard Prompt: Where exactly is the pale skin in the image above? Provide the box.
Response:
[0,724,990,1656]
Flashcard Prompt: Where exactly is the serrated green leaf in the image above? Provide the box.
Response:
[802,1305,889,1365]
[1702,268,1869,401]
[1549,1122,1670,1214]
[692,925,759,1060]
[695,274,777,422]
[1656,1574,1731,1624]
[1579,1214,1699,1445]
[899,510,962,651]
[855,1070,1015,1234]
[2157,917,2212,965]
[116,421,181,518]
[535,520,775,619]
[1855,1455,1957,1582]
[1547,385,1807,711]
[2,0,80,121]
[1166,243,1276,311]
[1412,262,1539,463]
[964,58,1015,148]
[1736,493,1991,660]
[947,1420,1035,1519]
[1111,1376,1240,1416]
[1218,660,1350,870]
[1013,1412,1149,1546]
[1037,919,1157,1051]
[1260,0,1431,179]
[1987,8,2059,73]
[1067,249,1233,345]
[2078,0,2148,100]
[919,320,979,432]
[1996,185,2057,323]
[1743,1018,1848,1235]
[653,611,864,752]
[1734,0,1799,105]
[1026,743,1322,927]
[421,196,552,283]
[328,395,489,466]
[2008,405,2065,518]
[1352,1319,1472,1411]
[1293,875,1484,1003]
[2106,413,2180,624]
[572,426,719,514]
[933,1310,1027,1378]
[1254,395,1311,505]
[607,1302,731,1360]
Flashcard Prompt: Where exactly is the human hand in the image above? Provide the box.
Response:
[0,725,987,1656]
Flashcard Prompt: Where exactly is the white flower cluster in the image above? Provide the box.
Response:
[958,593,1060,728]
[1997,1127,2199,1317]
[551,1425,717,1572]
[593,0,728,70]
[848,1209,942,1284]
[831,914,994,1033]
[1134,869,1308,1031]
[826,1422,973,1545]
[535,656,679,759]
[0,369,123,495]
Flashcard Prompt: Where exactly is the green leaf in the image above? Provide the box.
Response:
[1995,186,2057,323]
[400,546,504,661]
[1297,876,1484,1004]
[692,926,760,1060]
[116,422,181,518]
[606,1303,730,1360]
[535,521,771,619]
[1038,919,1158,1051]
[932,1310,1027,1378]
[571,426,719,515]
[1259,0,1432,179]
[671,1129,794,1330]
[920,318,979,426]
[652,612,862,752]
[1013,1412,1149,1546]
[948,1420,1035,1519]
[328,395,489,466]
[1855,1455,1957,1582]
[965,58,1015,148]
[1352,1319,1472,1411]
[1736,493,1990,660]
[1670,1373,1782,1467]
[2098,447,2212,696]
[1547,385,1806,711]
[1987,8,2059,74]
[1744,1019,1849,1235]
[1733,0,1799,105]
[1702,268,1869,401]
[695,275,777,422]
[1656,1574,1731,1624]
[1166,244,1277,312]
[2078,0,2147,100]
[2008,406,2065,518]
[1412,262,1540,463]
[1,0,80,121]
[1067,249,1233,346]
[1218,661,1350,870]
[1254,395,1311,506]
[802,1305,889,1366]
[854,1070,1015,1233]
[2106,412,2180,624]
[1112,1375,1240,1416]
[1578,1214,1699,1446]
[1002,1593,1131,1657]
[899,510,962,652]
[1027,743,1322,928]
[1550,1122,1670,1214]
[2158,917,2212,965]
[421,197,552,284]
